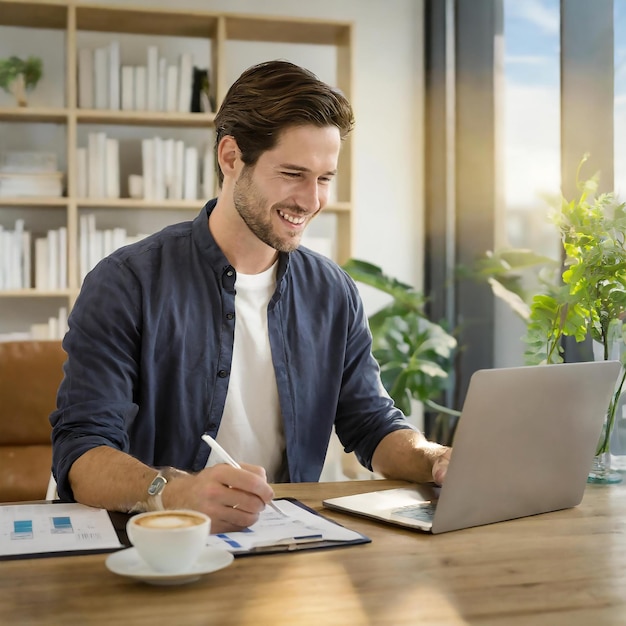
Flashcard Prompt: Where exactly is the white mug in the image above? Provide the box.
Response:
[126,509,210,573]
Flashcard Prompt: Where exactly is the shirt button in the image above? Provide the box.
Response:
[226,313,234,320]
[218,370,229,378]
[226,269,234,277]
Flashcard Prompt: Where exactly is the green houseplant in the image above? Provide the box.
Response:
[342,259,460,441]
[0,56,42,107]
[469,155,626,483]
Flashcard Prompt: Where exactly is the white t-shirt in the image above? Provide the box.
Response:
[206,261,285,481]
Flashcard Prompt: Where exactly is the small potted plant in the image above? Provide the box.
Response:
[0,56,43,107]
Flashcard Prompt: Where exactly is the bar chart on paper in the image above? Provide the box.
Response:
[0,503,122,557]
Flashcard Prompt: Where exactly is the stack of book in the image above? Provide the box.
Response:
[34,226,68,291]
[140,137,213,201]
[0,219,30,290]
[0,152,64,198]
[76,132,120,199]
[79,213,149,282]
[0,219,68,292]
[77,40,201,113]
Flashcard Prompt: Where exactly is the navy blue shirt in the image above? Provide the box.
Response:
[50,201,414,500]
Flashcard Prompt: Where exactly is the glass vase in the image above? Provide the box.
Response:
[588,321,625,484]
[588,449,622,484]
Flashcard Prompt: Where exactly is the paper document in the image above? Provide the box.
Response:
[0,502,123,557]
[205,498,365,554]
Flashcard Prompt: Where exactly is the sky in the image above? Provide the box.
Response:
[502,0,626,253]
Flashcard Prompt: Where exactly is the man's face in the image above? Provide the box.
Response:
[233,124,341,253]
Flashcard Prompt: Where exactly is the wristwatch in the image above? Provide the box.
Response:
[146,471,168,511]
[129,466,189,514]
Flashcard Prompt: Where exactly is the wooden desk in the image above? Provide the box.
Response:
[2,480,625,625]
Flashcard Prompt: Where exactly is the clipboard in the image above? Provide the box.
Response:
[223,498,371,557]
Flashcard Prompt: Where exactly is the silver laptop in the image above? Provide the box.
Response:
[324,361,621,534]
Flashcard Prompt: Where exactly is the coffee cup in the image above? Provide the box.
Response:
[126,509,210,574]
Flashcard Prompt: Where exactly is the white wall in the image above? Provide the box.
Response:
[0,0,424,324]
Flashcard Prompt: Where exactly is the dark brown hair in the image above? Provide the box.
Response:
[214,60,354,186]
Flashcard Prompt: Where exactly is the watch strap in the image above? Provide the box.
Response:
[129,467,188,514]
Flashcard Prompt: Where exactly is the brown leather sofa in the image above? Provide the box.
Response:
[0,340,66,502]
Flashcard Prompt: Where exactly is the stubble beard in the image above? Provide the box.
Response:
[233,166,303,253]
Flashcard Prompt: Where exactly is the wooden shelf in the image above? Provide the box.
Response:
[0,0,68,30]
[0,197,68,207]
[0,288,73,297]
[75,109,215,128]
[0,107,68,123]
[76,198,204,210]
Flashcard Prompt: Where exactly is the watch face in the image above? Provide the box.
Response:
[148,475,167,496]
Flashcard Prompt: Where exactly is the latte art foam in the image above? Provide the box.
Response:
[134,513,205,529]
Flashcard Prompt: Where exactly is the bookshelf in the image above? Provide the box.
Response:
[0,0,354,337]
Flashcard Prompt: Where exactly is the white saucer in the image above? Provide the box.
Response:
[105,546,234,586]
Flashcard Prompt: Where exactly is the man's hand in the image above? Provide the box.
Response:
[372,429,452,485]
[431,446,451,485]
[163,463,275,534]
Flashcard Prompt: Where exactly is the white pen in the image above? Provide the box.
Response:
[201,434,285,516]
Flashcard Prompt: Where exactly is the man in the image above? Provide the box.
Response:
[50,60,450,534]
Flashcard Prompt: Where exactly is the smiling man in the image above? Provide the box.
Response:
[50,60,450,534]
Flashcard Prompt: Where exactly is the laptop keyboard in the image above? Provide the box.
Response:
[390,501,437,523]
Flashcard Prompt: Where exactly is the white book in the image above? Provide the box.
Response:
[96,132,108,198]
[103,229,114,257]
[153,136,165,201]
[164,138,175,198]
[157,56,167,112]
[141,138,154,201]
[172,139,185,201]
[146,46,159,111]
[178,53,193,113]
[105,138,120,199]
[202,143,214,198]
[134,66,147,111]
[121,66,134,110]
[57,226,67,289]
[88,228,103,274]
[76,147,88,197]
[94,47,109,110]
[112,227,127,251]
[183,146,198,200]
[87,132,99,198]
[79,214,89,283]
[86,214,97,276]
[22,230,31,289]
[34,237,48,290]
[30,323,50,340]
[77,48,94,109]
[48,316,58,340]
[166,65,178,113]
[11,219,24,289]
[108,40,120,110]
[47,229,59,290]
[57,306,68,339]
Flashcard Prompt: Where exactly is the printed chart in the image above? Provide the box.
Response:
[0,503,122,557]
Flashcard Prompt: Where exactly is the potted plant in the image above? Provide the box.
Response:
[342,259,460,443]
[468,155,626,483]
[0,56,43,107]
